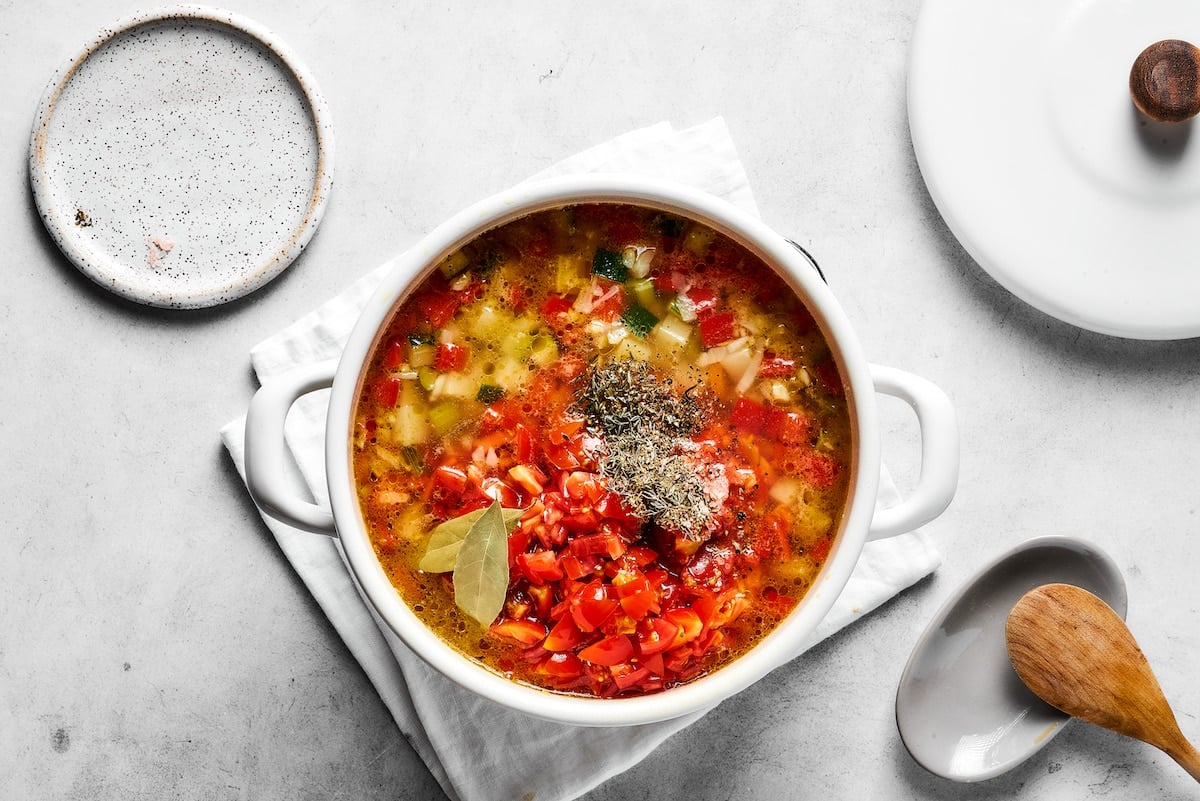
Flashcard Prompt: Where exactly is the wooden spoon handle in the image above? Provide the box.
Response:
[1166,737,1200,783]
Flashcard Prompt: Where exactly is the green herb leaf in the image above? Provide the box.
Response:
[453,500,518,626]
[418,504,524,573]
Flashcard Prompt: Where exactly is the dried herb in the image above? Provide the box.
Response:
[577,359,715,537]
[453,500,518,626]
[418,504,524,574]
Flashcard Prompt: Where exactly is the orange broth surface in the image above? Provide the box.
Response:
[352,203,852,697]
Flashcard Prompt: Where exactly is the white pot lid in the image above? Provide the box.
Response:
[909,0,1200,340]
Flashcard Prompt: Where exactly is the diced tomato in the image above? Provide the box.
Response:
[540,293,574,327]
[698,312,737,348]
[681,285,718,318]
[508,464,544,495]
[766,408,811,445]
[663,608,703,646]
[588,282,627,322]
[418,289,460,328]
[479,477,520,507]
[543,616,585,652]
[811,359,843,395]
[528,584,554,620]
[434,342,469,372]
[491,619,547,646]
[508,284,528,312]
[383,338,407,369]
[806,537,832,563]
[579,634,635,666]
[570,581,619,632]
[614,572,659,619]
[610,662,651,691]
[569,532,627,560]
[636,617,680,656]
[794,450,839,489]
[730,396,768,434]
[686,545,737,591]
[536,651,583,678]
[517,550,563,584]
[623,545,659,568]
[374,377,401,408]
[432,465,468,495]
[560,553,599,581]
[758,351,797,379]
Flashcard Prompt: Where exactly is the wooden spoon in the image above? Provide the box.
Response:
[1005,583,1200,782]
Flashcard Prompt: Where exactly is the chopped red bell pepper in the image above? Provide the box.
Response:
[698,312,737,348]
[434,342,469,372]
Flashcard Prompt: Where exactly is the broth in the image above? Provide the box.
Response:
[352,203,851,697]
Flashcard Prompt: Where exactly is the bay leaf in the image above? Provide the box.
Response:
[418,504,524,573]
[453,500,517,626]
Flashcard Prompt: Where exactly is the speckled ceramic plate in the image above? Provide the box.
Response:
[909,0,1200,339]
[29,6,334,309]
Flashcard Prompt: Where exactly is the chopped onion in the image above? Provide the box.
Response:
[768,476,803,505]
[695,336,751,367]
[624,246,657,279]
[734,349,764,395]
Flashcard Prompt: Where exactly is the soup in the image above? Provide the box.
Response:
[352,203,851,697]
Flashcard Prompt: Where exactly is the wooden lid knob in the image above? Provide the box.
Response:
[1130,39,1200,123]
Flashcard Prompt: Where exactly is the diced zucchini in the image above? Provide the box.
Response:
[417,366,438,391]
[476,384,505,404]
[407,332,435,346]
[592,248,628,282]
[627,278,666,317]
[651,314,692,350]
[621,303,658,338]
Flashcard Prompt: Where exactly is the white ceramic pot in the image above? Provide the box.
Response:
[244,174,959,727]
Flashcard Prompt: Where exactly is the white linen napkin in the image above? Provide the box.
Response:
[219,118,942,801]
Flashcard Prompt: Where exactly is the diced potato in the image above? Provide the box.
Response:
[382,405,428,446]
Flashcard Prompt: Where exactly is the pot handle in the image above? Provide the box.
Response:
[866,364,959,541]
[244,359,339,536]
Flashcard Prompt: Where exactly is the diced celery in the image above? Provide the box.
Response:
[682,225,716,255]
[555,255,589,293]
[506,330,534,361]
[611,336,652,363]
[668,295,697,322]
[398,445,424,474]
[428,402,461,435]
[409,343,436,368]
[627,278,666,317]
[651,314,692,350]
[439,249,471,279]
[529,334,559,366]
